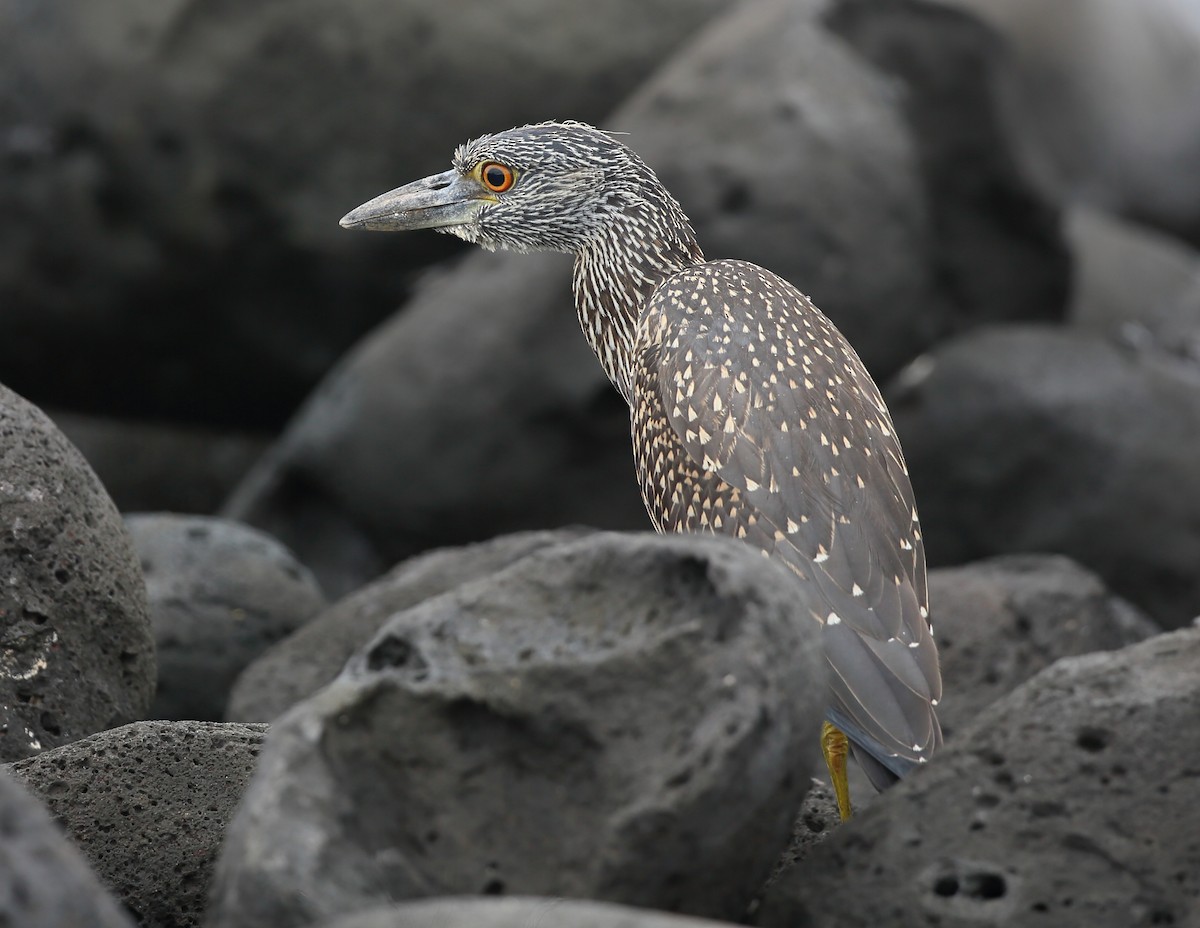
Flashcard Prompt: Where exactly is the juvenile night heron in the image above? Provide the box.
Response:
[340,120,941,818]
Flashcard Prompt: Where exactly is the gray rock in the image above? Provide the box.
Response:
[758,626,1200,928]
[929,554,1159,740]
[759,778,841,902]
[316,897,741,928]
[222,256,632,596]
[1066,207,1200,362]
[938,0,1200,241]
[226,0,1067,595]
[226,528,591,722]
[208,532,826,928]
[5,719,267,928]
[817,0,1068,367]
[125,514,327,721]
[0,0,725,426]
[0,768,135,928]
[51,411,269,514]
[888,325,1200,628]
[0,383,154,761]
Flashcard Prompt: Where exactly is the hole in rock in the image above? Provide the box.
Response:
[931,866,1007,901]
[1076,727,1110,753]
[366,635,428,676]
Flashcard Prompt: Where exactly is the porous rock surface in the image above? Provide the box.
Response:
[315,897,742,928]
[889,325,1200,628]
[125,513,326,721]
[759,626,1200,928]
[0,383,154,761]
[928,553,1159,739]
[5,719,267,928]
[208,532,826,928]
[226,527,592,722]
[0,768,135,928]
[226,0,1068,595]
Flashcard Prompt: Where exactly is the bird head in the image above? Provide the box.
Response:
[339,120,677,254]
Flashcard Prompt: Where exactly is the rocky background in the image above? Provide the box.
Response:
[2,0,1200,926]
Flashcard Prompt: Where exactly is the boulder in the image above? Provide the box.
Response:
[928,554,1159,740]
[760,778,841,896]
[758,626,1200,928]
[5,720,267,928]
[888,325,1200,628]
[51,410,269,514]
[315,897,742,928]
[125,514,327,720]
[1065,207,1200,361]
[0,383,154,761]
[227,528,590,722]
[208,533,826,928]
[0,0,726,426]
[0,768,135,928]
[938,0,1200,241]
[222,255,633,596]
[226,0,1068,594]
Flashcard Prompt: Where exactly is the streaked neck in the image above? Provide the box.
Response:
[572,204,703,402]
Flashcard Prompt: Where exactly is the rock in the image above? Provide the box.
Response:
[222,256,634,596]
[928,554,1159,740]
[938,0,1200,241]
[125,514,327,721]
[315,897,742,928]
[816,0,1069,368]
[0,768,135,928]
[5,719,267,928]
[758,626,1200,928]
[0,0,726,427]
[226,0,1068,594]
[226,528,590,722]
[0,383,154,761]
[1065,207,1200,362]
[208,532,826,928]
[50,410,270,514]
[759,778,841,902]
[888,325,1200,628]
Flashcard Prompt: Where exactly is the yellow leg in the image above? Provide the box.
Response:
[821,721,852,821]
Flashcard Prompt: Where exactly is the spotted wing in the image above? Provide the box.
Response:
[631,259,941,777]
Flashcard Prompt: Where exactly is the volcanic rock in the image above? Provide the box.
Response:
[0,383,154,761]
[226,0,1067,594]
[6,720,267,928]
[0,768,135,928]
[889,325,1200,628]
[126,513,326,721]
[928,553,1159,740]
[226,528,591,722]
[759,626,1200,928]
[0,0,726,427]
[315,897,742,928]
[208,532,826,928]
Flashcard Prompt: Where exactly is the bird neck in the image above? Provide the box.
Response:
[571,205,704,402]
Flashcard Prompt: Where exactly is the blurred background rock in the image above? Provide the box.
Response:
[4,0,1199,623]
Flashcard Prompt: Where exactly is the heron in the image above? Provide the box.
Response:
[340,120,941,819]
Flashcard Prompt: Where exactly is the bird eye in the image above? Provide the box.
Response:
[479,161,516,193]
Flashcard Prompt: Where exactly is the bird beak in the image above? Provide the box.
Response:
[339,169,489,232]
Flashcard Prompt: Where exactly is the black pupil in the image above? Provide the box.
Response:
[485,165,507,188]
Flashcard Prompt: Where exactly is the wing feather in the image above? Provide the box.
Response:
[630,259,941,772]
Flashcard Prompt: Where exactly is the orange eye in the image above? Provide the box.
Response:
[479,161,515,193]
